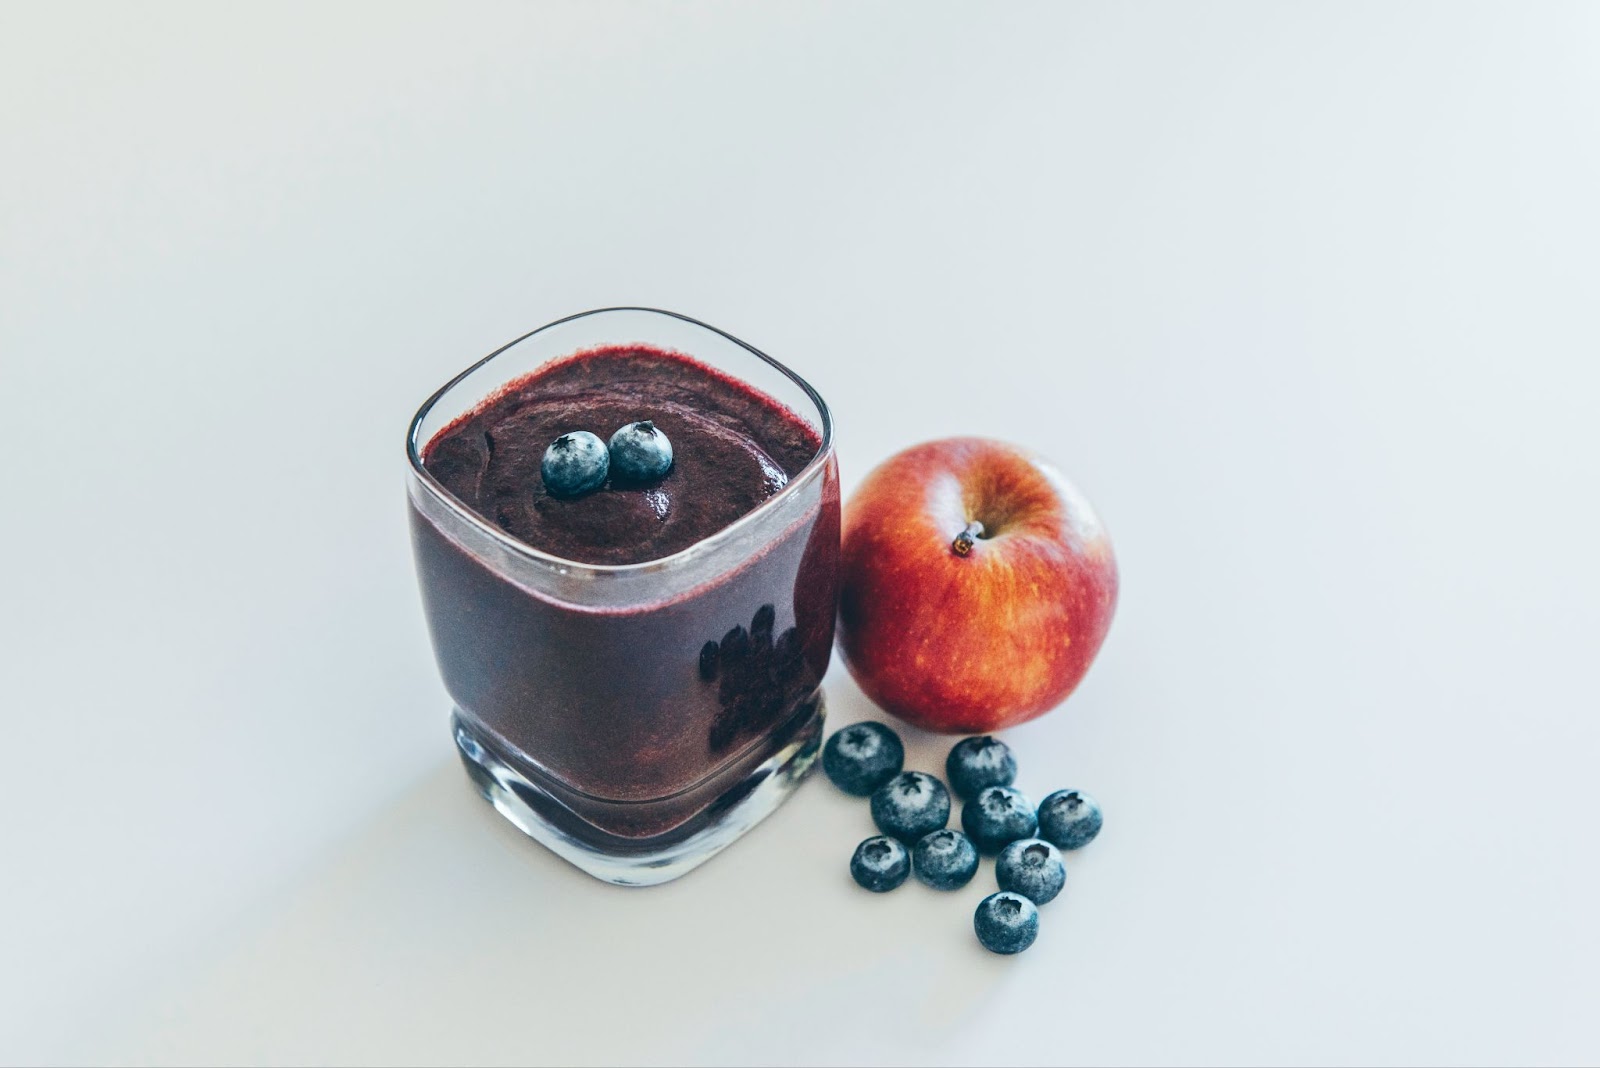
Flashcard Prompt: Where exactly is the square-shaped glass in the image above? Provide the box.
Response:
[406,308,839,885]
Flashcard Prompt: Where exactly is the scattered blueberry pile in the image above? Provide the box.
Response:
[822,721,1103,955]
[541,420,673,497]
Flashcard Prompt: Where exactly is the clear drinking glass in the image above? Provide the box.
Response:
[406,308,839,885]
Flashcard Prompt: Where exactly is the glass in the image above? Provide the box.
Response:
[405,308,839,885]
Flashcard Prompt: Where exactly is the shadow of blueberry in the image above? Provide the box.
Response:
[703,603,811,753]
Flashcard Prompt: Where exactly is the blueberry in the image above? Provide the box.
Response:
[995,838,1066,905]
[1037,789,1103,850]
[945,735,1018,801]
[822,722,905,797]
[751,603,776,647]
[869,771,951,844]
[961,785,1037,853]
[720,624,750,662]
[608,420,673,483]
[541,431,608,498]
[974,891,1039,954]
[911,829,979,890]
[850,835,910,892]
[698,640,720,681]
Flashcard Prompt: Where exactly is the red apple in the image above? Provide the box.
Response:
[837,437,1118,733]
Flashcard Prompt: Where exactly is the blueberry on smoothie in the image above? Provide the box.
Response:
[540,431,609,497]
[945,735,1018,801]
[608,419,673,483]
[961,785,1037,853]
[822,722,905,797]
[1037,789,1103,850]
[870,771,951,844]
[850,835,910,892]
[995,838,1066,905]
[974,891,1039,954]
[911,829,979,890]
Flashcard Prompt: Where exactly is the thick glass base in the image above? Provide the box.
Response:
[452,695,825,886]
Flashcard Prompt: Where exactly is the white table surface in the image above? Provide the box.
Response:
[4,3,1598,1064]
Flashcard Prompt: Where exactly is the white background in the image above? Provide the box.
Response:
[3,3,1598,1064]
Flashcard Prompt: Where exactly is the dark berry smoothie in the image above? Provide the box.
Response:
[410,345,839,846]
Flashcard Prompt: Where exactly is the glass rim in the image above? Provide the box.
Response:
[405,306,835,578]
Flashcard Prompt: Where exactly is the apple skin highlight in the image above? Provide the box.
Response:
[837,437,1119,734]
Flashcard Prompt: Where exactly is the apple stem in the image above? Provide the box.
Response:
[951,521,986,557]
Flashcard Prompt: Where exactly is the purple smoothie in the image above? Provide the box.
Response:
[410,345,839,845]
